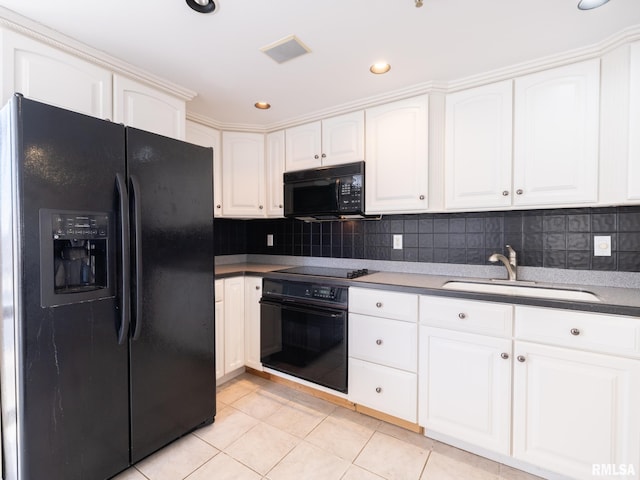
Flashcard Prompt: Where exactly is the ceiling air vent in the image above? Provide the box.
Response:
[260,35,311,64]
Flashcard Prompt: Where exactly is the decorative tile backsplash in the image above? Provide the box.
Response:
[214,206,640,272]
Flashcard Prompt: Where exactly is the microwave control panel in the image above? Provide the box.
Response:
[338,174,363,212]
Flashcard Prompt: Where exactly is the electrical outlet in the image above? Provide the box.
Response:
[393,234,403,250]
[594,235,611,256]
[267,234,274,247]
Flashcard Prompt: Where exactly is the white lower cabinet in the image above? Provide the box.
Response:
[419,296,513,455]
[222,276,245,374]
[419,326,512,455]
[349,287,418,422]
[244,276,263,371]
[513,306,640,480]
[214,280,224,380]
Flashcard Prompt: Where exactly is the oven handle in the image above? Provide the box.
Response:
[259,299,346,318]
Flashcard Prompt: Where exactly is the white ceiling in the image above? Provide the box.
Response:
[1,0,640,129]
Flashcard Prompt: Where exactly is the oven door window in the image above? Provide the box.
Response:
[260,301,347,393]
[286,180,339,215]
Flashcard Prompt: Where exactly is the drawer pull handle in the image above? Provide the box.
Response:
[458,312,466,319]
[376,339,383,346]
[517,355,526,363]
[570,328,580,336]
[376,302,383,308]
[375,387,382,393]
[500,352,509,360]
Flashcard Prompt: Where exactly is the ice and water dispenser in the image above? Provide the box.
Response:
[40,210,114,307]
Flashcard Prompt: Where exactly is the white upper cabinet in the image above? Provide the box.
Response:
[445,80,513,209]
[113,74,185,140]
[185,121,221,217]
[365,95,429,214]
[284,110,364,171]
[1,29,112,119]
[265,130,285,217]
[628,41,640,201]
[221,131,266,217]
[513,59,600,206]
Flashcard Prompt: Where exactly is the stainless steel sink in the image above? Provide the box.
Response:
[441,281,600,302]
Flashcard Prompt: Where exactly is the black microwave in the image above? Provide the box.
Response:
[284,161,366,221]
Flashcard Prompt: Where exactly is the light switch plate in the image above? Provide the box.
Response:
[594,235,611,256]
[393,234,403,250]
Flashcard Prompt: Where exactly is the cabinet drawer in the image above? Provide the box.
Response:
[215,279,224,301]
[420,296,513,337]
[349,313,417,372]
[515,306,640,358]
[350,287,418,322]
[348,358,417,422]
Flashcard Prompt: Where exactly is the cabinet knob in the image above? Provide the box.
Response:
[314,154,319,159]
[259,205,264,209]
[375,302,383,308]
[517,355,526,363]
[321,153,326,158]
[278,204,283,208]
[570,328,580,336]
[502,190,509,196]
[375,387,382,393]
[516,189,524,195]
[458,312,466,319]
[216,204,221,209]
[500,352,509,360]
[419,194,425,200]
[255,285,260,290]
[376,339,383,346]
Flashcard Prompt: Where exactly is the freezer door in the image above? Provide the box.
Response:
[0,96,130,480]
[126,127,215,463]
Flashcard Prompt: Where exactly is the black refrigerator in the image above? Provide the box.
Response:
[0,94,216,480]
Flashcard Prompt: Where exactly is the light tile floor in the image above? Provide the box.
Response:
[113,373,543,480]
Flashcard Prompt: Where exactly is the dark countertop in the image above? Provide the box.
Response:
[214,263,640,317]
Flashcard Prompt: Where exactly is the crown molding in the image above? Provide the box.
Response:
[188,24,640,132]
[0,7,197,101]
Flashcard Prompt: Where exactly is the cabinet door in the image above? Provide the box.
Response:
[513,341,640,480]
[365,95,429,213]
[418,326,512,455]
[513,60,600,206]
[223,277,245,373]
[113,75,185,140]
[445,81,513,210]
[628,41,640,201]
[1,29,112,119]
[285,121,321,171]
[321,111,365,166]
[214,280,225,380]
[266,131,285,217]
[221,132,266,217]
[244,277,263,371]
[186,121,222,217]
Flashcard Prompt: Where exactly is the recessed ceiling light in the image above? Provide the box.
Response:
[186,0,218,14]
[370,63,391,74]
[254,102,271,110]
[577,0,610,9]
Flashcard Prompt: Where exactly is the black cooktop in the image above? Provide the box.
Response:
[279,266,373,279]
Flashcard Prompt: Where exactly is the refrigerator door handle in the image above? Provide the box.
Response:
[130,174,144,341]
[115,173,131,345]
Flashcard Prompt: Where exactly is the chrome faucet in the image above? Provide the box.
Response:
[489,245,518,281]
